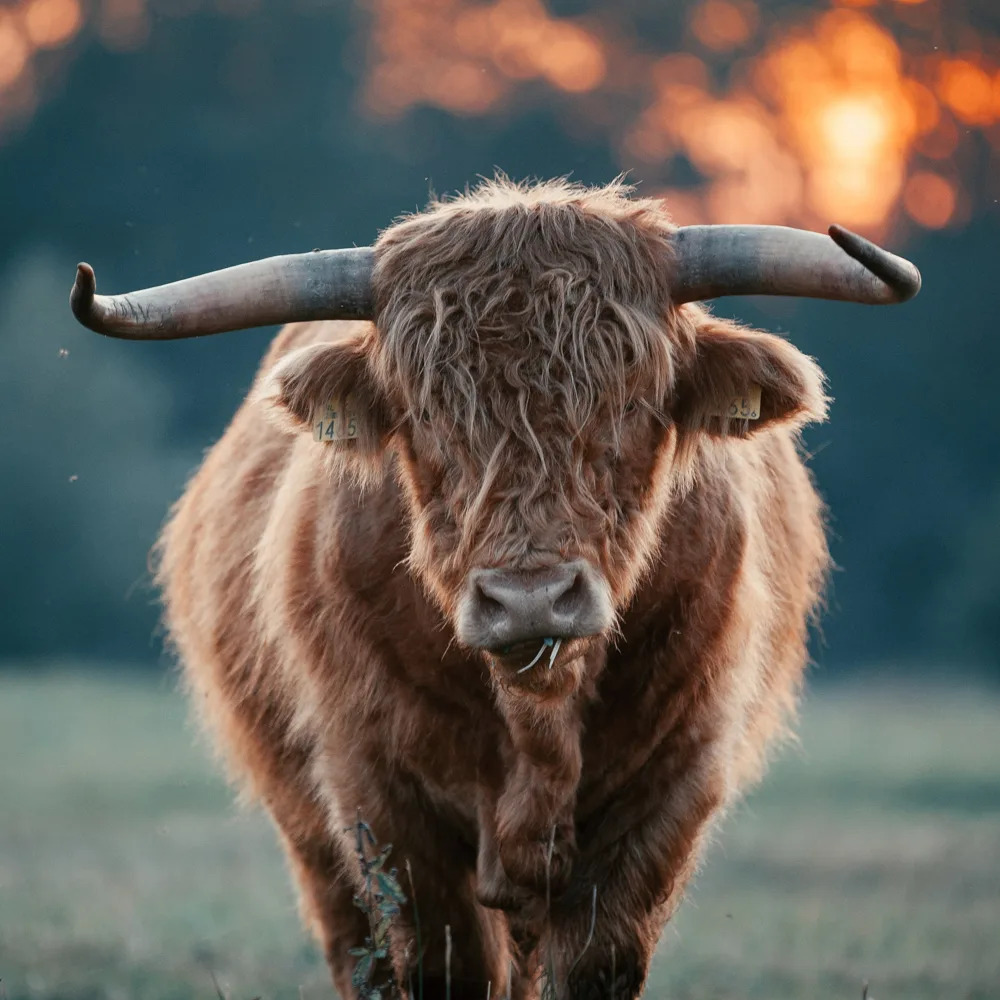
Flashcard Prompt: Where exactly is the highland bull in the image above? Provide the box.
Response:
[71,179,920,1000]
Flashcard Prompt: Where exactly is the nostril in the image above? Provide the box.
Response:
[552,572,586,616]
[475,585,506,618]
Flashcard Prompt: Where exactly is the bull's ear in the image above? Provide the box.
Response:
[256,338,394,481]
[670,317,828,436]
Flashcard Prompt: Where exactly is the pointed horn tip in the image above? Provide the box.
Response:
[827,224,922,303]
[71,262,97,322]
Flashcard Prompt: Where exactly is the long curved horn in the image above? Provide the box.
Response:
[668,224,921,306]
[70,248,375,340]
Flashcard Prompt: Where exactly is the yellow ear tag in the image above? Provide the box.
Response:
[313,397,361,442]
[715,384,762,421]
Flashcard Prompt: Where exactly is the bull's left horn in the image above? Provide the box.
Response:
[667,224,921,307]
[70,248,375,340]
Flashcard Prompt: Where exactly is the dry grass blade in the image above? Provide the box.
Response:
[445,924,453,1000]
[541,825,557,1000]
[406,858,424,1000]
[566,884,599,981]
[209,969,227,1000]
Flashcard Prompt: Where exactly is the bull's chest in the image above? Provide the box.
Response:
[397,655,681,820]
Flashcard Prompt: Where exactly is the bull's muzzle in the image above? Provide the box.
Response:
[456,560,613,651]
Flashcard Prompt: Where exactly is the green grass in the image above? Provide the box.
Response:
[0,671,998,1000]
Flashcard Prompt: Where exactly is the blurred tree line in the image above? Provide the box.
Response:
[0,0,997,676]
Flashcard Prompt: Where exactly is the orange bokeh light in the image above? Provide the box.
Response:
[99,0,151,52]
[689,0,758,53]
[23,0,83,49]
[653,187,706,226]
[915,115,960,160]
[0,15,31,90]
[535,24,606,92]
[820,97,892,161]
[937,59,996,127]
[365,0,606,117]
[904,171,957,228]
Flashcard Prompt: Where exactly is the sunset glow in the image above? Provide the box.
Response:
[0,0,996,236]
[358,0,999,235]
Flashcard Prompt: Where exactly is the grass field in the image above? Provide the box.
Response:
[0,670,998,1000]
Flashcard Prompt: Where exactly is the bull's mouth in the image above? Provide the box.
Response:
[487,636,588,675]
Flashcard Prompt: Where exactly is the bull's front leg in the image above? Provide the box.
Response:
[550,742,726,1000]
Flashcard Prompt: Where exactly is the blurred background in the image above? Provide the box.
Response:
[0,1,998,998]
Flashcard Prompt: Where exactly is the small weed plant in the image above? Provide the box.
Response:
[347,814,409,1000]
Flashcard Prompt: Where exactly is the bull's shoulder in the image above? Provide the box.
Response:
[651,429,825,591]
[258,319,375,375]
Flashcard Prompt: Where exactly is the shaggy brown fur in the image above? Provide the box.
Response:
[156,178,830,1000]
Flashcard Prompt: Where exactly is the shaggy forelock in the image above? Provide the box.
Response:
[371,177,681,454]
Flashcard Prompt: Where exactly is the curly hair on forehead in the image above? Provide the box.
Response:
[369,176,686,453]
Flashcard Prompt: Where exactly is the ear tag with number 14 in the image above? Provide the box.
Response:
[313,397,360,442]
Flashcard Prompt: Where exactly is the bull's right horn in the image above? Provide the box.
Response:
[70,247,375,340]
[667,224,921,306]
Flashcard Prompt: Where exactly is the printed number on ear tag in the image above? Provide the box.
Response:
[313,397,360,442]
[721,384,762,421]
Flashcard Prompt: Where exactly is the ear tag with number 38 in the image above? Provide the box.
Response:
[313,397,360,442]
